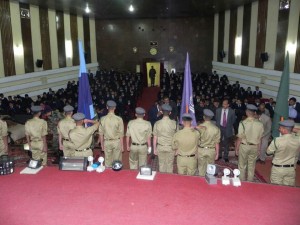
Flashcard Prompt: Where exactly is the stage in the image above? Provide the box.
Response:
[0,167,300,225]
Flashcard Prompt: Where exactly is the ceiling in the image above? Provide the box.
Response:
[18,0,257,19]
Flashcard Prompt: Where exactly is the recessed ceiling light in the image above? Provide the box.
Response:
[85,4,91,13]
[129,4,135,12]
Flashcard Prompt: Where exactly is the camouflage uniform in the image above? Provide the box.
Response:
[48,110,64,150]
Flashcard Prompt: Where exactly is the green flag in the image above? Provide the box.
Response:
[271,52,290,137]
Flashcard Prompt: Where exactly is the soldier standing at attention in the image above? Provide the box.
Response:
[255,110,272,164]
[172,113,200,176]
[197,109,221,176]
[69,113,99,157]
[235,104,264,181]
[25,106,48,166]
[0,116,8,156]
[98,100,124,167]
[126,107,152,169]
[267,120,300,186]
[153,104,177,173]
[57,105,76,157]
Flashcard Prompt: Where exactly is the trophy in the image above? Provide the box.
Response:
[96,157,105,173]
[222,168,230,185]
[87,156,94,172]
[232,169,241,187]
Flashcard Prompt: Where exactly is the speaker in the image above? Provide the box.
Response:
[260,52,268,62]
[35,59,43,68]
[219,50,226,59]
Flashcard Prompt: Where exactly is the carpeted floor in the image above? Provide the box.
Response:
[1,167,300,225]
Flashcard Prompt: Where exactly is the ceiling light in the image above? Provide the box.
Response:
[129,4,135,12]
[85,4,91,13]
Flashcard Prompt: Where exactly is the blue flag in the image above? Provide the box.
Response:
[180,53,197,126]
[78,41,95,120]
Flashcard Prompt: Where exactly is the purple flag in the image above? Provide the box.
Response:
[180,53,197,126]
[78,41,95,120]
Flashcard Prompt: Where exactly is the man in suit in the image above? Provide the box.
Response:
[289,97,300,123]
[148,101,162,128]
[215,99,236,162]
[252,86,262,99]
[265,98,275,118]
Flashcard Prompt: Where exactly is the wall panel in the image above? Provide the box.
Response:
[0,0,15,76]
[295,14,300,73]
[89,17,97,63]
[20,3,34,73]
[217,12,224,62]
[70,14,79,66]
[255,0,268,68]
[83,16,91,63]
[96,17,214,72]
[241,3,251,66]
[248,1,258,67]
[264,0,279,70]
[274,8,290,71]
[30,5,42,72]
[228,8,237,64]
[223,11,230,63]
[48,9,59,69]
[213,13,219,61]
[39,7,52,70]
[10,1,25,75]
[56,11,66,68]
[286,0,300,72]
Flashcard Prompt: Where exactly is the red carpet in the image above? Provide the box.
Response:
[136,86,160,119]
[1,167,300,225]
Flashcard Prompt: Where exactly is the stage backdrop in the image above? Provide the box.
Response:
[146,62,160,87]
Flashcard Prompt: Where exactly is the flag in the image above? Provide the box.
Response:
[180,53,197,127]
[77,40,95,120]
[271,52,290,137]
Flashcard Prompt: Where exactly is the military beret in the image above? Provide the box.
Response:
[246,104,257,111]
[72,112,85,121]
[135,107,145,115]
[107,100,117,107]
[279,120,295,127]
[182,113,192,120]
[161,104,172,112]
[289,106,297,119]
[294,123,300,129]
[203,109,214,117]
[31,105,42,113]
[63,105,74,112]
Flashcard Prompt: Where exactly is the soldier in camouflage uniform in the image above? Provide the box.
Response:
[47,108,64,162]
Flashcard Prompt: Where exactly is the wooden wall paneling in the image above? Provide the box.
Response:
[56,11,66,68]
[228,8,237,64]
[255,0,268,68]
[0,0,15,76]
[20,3,34,73]
[39,7,52,70]
[83,16,91,64]
[295,14,300,73]
[218,11,225,62]
[95,18,214,72]
[70,14,79,66]
[274,9,290,71]
[241,3,251,66]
